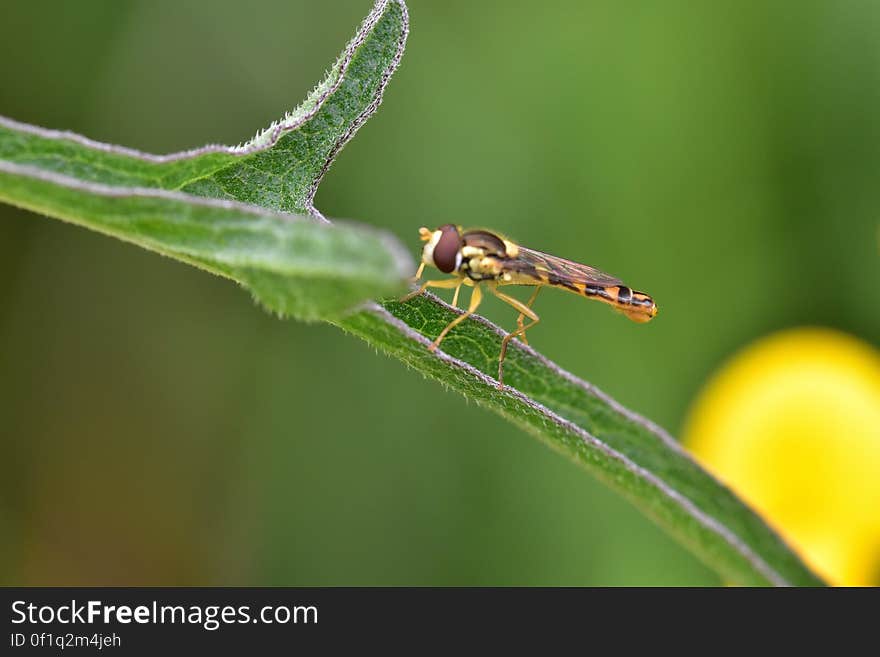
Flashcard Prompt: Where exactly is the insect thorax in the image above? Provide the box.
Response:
[459,230,511,282]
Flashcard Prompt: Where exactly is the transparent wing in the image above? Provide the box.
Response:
[513,246,623,287]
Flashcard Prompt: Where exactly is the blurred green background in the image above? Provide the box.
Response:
[1,0,878,585]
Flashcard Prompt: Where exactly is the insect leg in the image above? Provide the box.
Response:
[489,286,541,387]
[516,287,541,345]
[451,282,463,308]
[399,276,460,303]
[429,284,483,352]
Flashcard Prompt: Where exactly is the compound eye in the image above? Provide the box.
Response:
[433,224,461,273]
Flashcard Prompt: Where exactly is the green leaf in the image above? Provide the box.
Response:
[341,299,826,586]
[0,0,407,217]
[0,161,410,320]
[0,0,823,586]
[0,0,413,320]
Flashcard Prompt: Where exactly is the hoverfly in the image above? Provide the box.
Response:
[402,224,658,387]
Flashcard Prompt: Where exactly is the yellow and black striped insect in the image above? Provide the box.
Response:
[402,225,658,386]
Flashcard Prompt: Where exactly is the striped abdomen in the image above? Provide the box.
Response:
[583,284,658,323]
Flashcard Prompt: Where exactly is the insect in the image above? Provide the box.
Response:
[402,224,658,387]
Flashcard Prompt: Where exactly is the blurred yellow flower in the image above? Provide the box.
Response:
[682,328,880,586]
